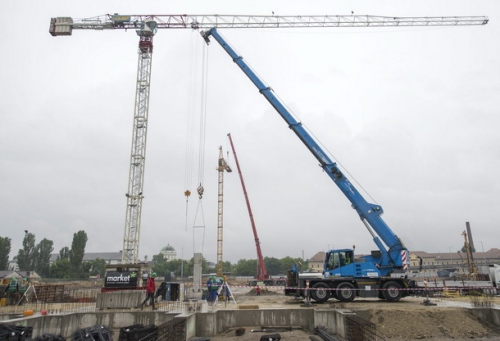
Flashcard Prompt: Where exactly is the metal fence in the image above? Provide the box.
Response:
[1,284,207,315]
[345,314,386,341]
[157,317,187,341]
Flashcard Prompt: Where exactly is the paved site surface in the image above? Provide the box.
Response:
[207,284,500,341]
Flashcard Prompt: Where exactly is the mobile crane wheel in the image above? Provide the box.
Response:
[310,282,330,303]
[336,282,356,302]
[382,281,402,302]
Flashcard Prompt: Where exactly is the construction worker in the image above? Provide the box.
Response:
[155,281,167,301]
[209,276,219,302]
[5,278,19,306]
[18,279,28,305]
[140,272,157,310]
[206,277,213,302]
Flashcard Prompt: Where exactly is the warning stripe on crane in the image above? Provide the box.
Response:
[401,250,409,270]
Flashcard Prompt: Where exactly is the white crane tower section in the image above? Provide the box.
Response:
[121,21,158,264]
[216,147,232,277]
[49,13,488,265]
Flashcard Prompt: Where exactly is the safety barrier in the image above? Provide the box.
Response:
[0,289,207,316]
[0,283,496,317]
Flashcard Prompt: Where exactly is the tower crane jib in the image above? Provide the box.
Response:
[50,14,488,35]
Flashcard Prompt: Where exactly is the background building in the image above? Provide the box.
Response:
[160,244,177,261]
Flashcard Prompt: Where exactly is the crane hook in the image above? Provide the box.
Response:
[197,184,204,199]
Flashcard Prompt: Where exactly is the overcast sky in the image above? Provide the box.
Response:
[2,1,499,265]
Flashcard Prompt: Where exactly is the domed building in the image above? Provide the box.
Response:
[160,244,177,261]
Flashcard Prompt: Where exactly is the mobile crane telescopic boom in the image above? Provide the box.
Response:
[200,20,487,302]
[202,27,408,275]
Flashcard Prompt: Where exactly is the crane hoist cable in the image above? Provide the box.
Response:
[184,190,191,231]
[184,33,200,231]
[190,41,210,255]
[184,34,209,233]
[192,199,206,255]
[197,41,209,191]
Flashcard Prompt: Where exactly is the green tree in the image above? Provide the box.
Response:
[232,259,257,276]
[151,254,210,278]
[85,258,106,278]
[280,256,306,274]
[35,239,54,277]
[58,246,70,260]
[0,237,12,270]
[158,259,184,278]
[17,232,36,271]
[50,258,71,278]
[264,257,281,275]
[151,253,169,277]
[222,260,232,274]
[69,230,88,279]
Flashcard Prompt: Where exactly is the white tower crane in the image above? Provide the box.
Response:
[49,13,488,265]
[216,147,232,277]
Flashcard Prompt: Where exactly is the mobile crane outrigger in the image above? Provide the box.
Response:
[201,28,417,303]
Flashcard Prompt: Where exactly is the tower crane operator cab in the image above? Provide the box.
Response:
[136,20,157,52]
[136,20,157,37]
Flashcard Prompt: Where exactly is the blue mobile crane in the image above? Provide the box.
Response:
[201,28,416,303]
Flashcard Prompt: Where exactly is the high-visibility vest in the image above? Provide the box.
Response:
[19,285,27,294]
[7,279,18,292]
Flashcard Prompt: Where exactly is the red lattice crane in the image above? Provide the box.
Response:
[228,133,269,280]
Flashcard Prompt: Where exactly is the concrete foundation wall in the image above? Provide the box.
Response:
[2,309,346,340]
[4,311,178,339]
[471,308,500,327]
[2,307,499,340]
[194,308,353,338]
[96,291,144,309]
[196,309,316,336]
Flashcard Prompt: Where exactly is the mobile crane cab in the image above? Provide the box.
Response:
[324,249,363,277]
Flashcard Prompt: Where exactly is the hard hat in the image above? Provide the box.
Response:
[152,272,157,277]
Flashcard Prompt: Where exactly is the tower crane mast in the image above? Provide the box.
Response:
[216,147,232,277]
[49,13,488,265]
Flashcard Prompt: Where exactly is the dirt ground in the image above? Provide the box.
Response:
[206,285,500,341]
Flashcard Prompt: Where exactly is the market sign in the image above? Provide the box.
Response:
[104,271,138,288]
